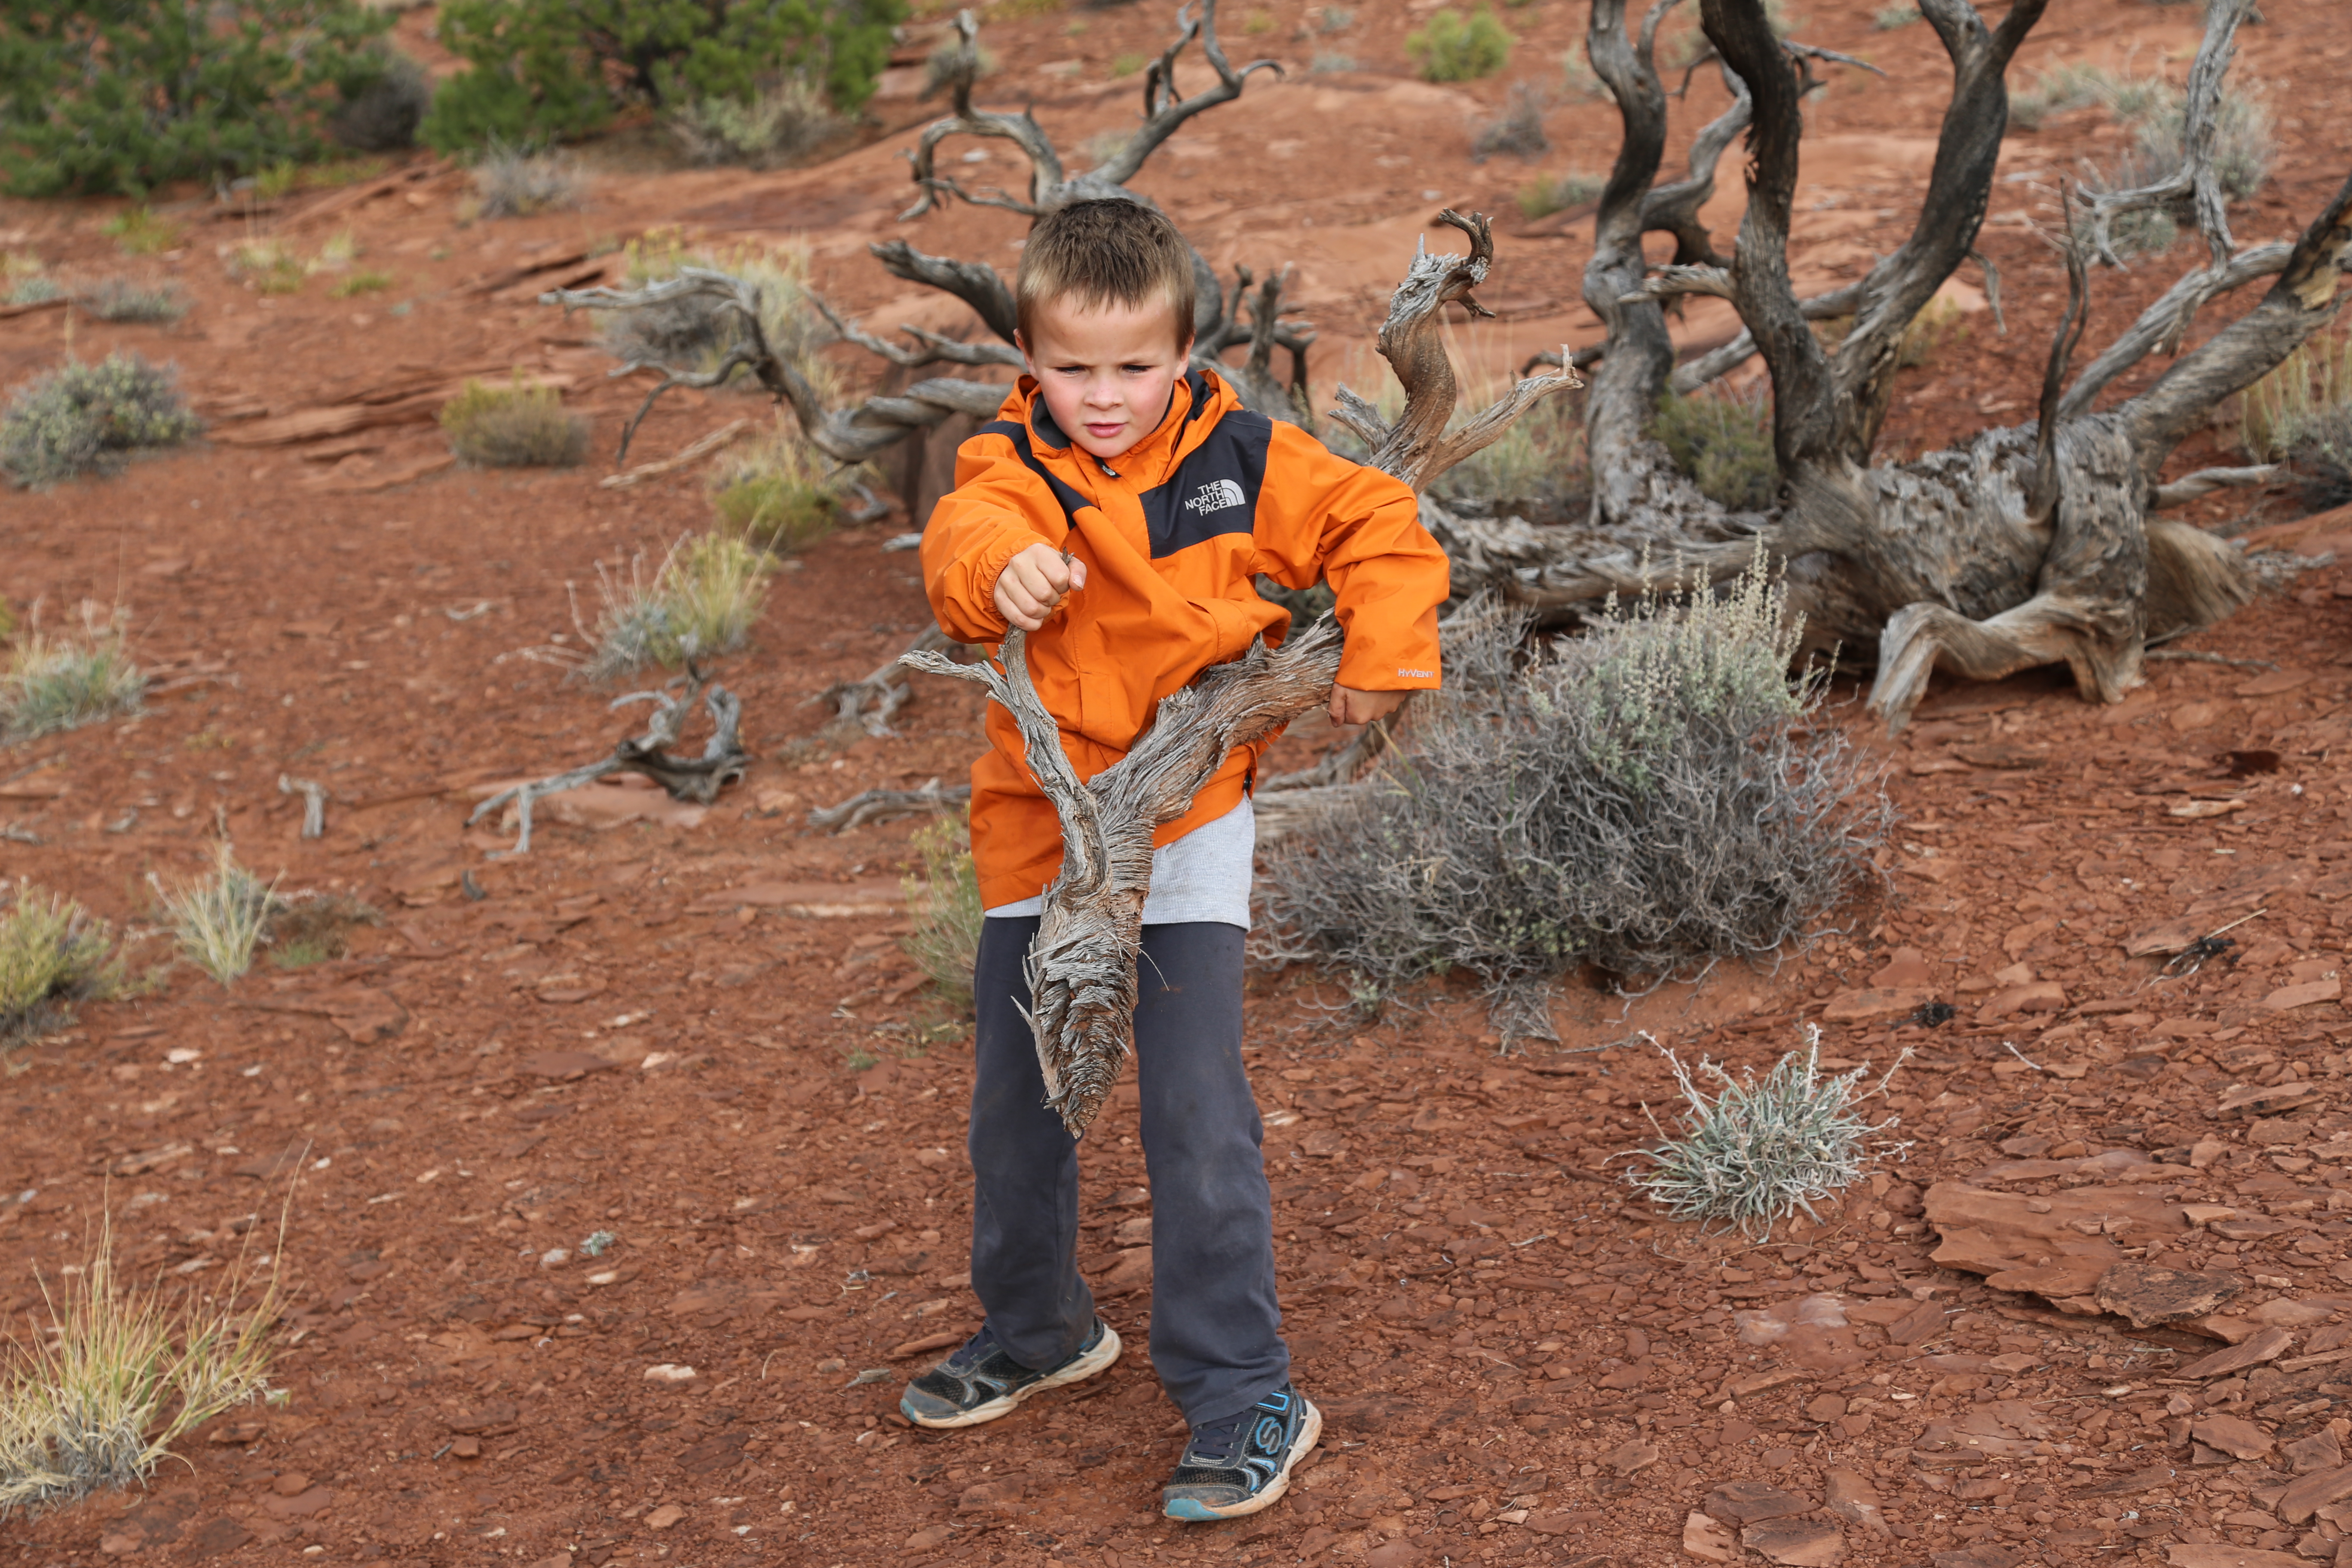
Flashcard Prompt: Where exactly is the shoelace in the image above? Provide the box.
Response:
[1183,1409,1253,1467]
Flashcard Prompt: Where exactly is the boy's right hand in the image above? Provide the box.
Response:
[994,543,1088,632]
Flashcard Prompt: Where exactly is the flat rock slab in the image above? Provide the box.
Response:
[2279,1461,2352,1523]
[2180,1326,2294,1379]
[1821,986,1937,1023]
[1704,1480,1813,1524]
[1683,1513,1739,1562]
[1926,1182,2189,1303]
[2165,1548,2307,1568]
[2190,1412,2274,1459]
[1745,1519,1844,1566]
[2094,1265,2246,1327]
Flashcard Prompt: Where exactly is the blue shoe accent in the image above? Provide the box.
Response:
[1161,1383,1322,1522]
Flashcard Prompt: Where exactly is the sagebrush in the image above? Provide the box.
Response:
[902,811,983,1011]
[1516,168,1603,220]
[1627,1033,1908,1237]
[467,147,587,219]
[1473,83,1548,162]
[74,279,189,325]
[1258,570,1891,1032]
[670,78,839,167]
[438,376,588,467]
[599,236,836,398]
[0,354,202,486]
[0,883,122,1046]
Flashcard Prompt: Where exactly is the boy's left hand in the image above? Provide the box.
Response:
[1328,685,1410,727]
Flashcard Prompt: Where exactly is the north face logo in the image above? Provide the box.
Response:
[1183,479,1246,514]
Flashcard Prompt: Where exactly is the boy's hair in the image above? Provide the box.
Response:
[1016,198,1197,353]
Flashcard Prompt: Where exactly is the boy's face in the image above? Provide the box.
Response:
[1017,295,1192,462]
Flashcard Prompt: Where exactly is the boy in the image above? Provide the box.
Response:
[903,198,1448,1522]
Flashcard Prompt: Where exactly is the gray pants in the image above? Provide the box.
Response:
[967,915,1289,1426]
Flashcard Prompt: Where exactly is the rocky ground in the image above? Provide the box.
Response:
[6,1,2352,1566]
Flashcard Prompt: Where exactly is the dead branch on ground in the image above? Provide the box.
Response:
[468,666,750,856]
[808,778,971,833]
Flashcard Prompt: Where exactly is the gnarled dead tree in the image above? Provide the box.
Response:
[1485,0,2349,732]
[902,212,1575,1135]
[468,666,749,856]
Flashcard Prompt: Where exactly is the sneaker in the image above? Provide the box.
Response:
[899,1319,1121,1429]
[1161,1382,1322,1522]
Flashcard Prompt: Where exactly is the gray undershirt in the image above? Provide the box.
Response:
[982,794,1254,930]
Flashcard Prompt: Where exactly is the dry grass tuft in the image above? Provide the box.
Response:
[2,604,145,744]
[578,534,774,681]
[439,376,588,468]
[1653,382,1779,512]
[469,147,588,220]
[1627,1031,1909,1237]
[710,431,858,552]
[670,79,840,167]
[0,1216,279,1518]
[148,842,278,986]
[901,811,983,1011]
[0,883,122,1047]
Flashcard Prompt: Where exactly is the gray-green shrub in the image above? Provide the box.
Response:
[1258,570,1890,1025]
[0,354,202,486]
[1654,383,1778,512]
[1407,7,1512,83]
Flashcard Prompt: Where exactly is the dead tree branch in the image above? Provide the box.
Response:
[2058,241,2292,420]
[2072,0,2254,270]
[808,778,971,833]
[903,617,1343,1135]
[807,626,957,745]
[468,667,750,857]
[2151,464,2279,508]
[545,268,1008,464]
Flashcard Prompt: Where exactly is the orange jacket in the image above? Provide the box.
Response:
[922,367,1449,910]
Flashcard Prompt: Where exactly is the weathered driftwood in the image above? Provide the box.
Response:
[468,668,749,856]
[807,778,971,833]
[900,212,1574,1135]
[905,619,1343,1136]
[1474,0,2349,733]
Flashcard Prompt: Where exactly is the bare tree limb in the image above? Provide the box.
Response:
[2057,241,2292,420]
[2152,464,2279,508]
[808,626,957,744]
[1638,56,1752,269]
[808,291,1024,370]
[1094,0,1283,187]
[808,778,971,833]
[468,668,749,857]
[897,9,1065,221]
[867,240,1022,345]
[2072,0,2255,270]
[1667,280,1868,393]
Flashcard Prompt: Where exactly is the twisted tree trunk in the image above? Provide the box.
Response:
[1495,0,2350,732]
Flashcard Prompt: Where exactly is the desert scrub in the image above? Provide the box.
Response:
[1472,82,1547,162]
[74,279,189,324]
[265,891,381,968]
[2243,325,2352,507]
[902,810,982,1010]
[1516,168,1602,220]
[1,607,145,743]
[226,238,304,294]
[1896,293,1963,369]
[671,78,839,166]
[1432,380,1585,517]
[0,884,122,1047]
[0,0,393,196]
[0,354,202,486]
[579,534,774,679]
[710,431,854,551]
[438,375,588,467]
[421,0,899,153]
[465,146,586,218]
[1406,7,1512,83]
[1627,1032,1908,1236]
[150,842,279,985]
[0,1220,278,1517]
[327,45,430,150]
[1653,382,1778,512]
[101,210,181,255]
[1258,568,1892,1030]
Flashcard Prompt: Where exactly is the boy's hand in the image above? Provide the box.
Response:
[1329,685,1410,727]
[995,543,1087,632]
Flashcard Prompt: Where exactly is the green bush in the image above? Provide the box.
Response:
[422,0,904,154]
[1516,168,1602,219]
[438,375,588,467]
[0,0,393,196]
[1406,7,1513,83]
[326,46,430,152]
[1,606,144,744]
[1654,384,1778,513]
[0,354,202,487]
[712,433,849,552]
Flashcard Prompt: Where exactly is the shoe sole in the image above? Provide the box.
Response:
[1163,1398,1323,1522]
[901,1325,1123,1430]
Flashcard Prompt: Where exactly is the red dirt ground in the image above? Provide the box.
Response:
[6,2,2352,1566]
